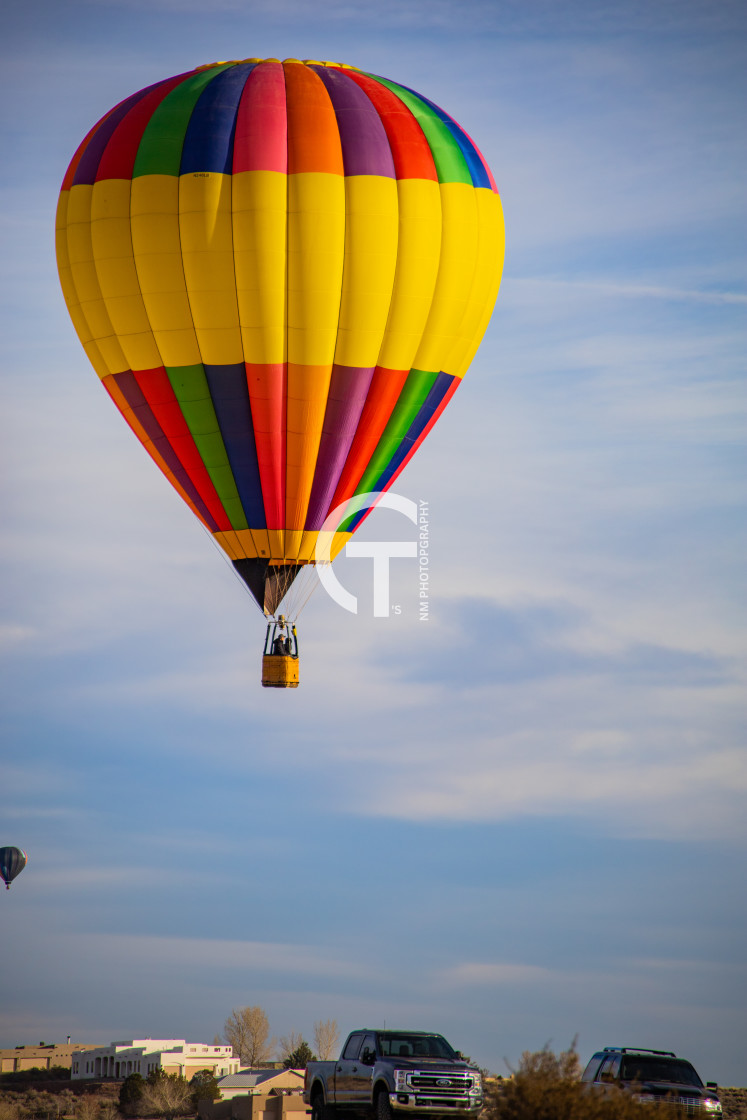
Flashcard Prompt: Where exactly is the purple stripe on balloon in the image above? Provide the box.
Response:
[112,371,220,532]
[311,66,395,178]
[73,82,164,186]
[305,364,376,529]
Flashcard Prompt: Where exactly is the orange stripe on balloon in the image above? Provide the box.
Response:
[283,62,344,175]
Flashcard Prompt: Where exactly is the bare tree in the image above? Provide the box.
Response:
[278,1031,303,1066]
[313,1020,340,1061]
[224,1005,276,1068]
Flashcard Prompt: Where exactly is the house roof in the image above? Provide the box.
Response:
[218,1070,303,1091]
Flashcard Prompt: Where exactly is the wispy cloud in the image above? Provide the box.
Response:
[509,277,747,306]
[443,962,553,986]
[64,933,366,981]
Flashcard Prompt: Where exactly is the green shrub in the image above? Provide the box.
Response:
[189,1072,220,1109]
[119,1075,144,1118]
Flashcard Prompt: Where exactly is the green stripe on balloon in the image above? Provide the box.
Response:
[165,364,249,529]
[364,74,472,186]
[133,66,232,178]
[337,368,439,530]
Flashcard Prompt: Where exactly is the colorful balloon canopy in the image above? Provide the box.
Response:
[0,847,27,889]
[56,58,504,615]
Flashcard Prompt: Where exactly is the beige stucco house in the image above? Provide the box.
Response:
[0,1043,100,1074]
[71,1040,239,1080]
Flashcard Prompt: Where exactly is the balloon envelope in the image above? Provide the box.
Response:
[0,847,27,889]
[56,59,504,615]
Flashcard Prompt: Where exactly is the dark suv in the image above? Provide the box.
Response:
[581,1047,722,1114]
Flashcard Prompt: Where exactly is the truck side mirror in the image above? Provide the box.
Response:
[361,1048,375,1066]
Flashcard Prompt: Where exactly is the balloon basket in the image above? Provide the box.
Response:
[261,618,299,688]
[261,654,300,689]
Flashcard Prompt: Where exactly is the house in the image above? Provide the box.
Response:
[199,1070,308,1120]
[216,1070,305,1100]
[0,1043,100,1074]
[71,1040,239,1081]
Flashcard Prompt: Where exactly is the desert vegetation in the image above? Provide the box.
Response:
[482,1042,745,1119]
[2,1033,745,1120]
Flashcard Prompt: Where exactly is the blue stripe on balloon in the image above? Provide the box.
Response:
[203,364,266,527]
[345,371,454,531]
[397,84,492,189]
[180,63,256,175]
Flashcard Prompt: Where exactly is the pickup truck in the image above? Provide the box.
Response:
[303,1029,483,1120]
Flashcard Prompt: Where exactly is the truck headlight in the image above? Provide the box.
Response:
[394,1070,408,1092]
[703,1101,722,1114]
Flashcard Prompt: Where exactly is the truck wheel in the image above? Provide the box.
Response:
[311,1092,330,1120]
[375,1090,393,1120]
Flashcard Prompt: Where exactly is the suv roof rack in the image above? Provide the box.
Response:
[603,1047,677,1057]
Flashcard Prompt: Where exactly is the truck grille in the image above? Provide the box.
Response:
[407,1073,477,1096]
[640,1097,718,1114]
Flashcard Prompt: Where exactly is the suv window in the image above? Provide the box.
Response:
[620,1057,703,1087]
[581,1055,605,1083]
[598,1055,621,1081]
[343,1034,364,1060]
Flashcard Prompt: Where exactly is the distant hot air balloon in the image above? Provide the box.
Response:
[56,58,504,687]
[0,847,27,889]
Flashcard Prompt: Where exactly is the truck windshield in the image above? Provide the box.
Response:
[620,1058,703,1087]
[377,1034,457,1060]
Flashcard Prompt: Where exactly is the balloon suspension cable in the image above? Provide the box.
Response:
[198,523,323,622]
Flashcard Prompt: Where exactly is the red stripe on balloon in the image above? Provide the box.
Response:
[61,110,119,191]
[233,62,287,173]
[383,376,460,493]
[330,68,438,181]
[328,366,411,512]
[245,362,287,531]
[95,74,191,181]
[133,368,233,531]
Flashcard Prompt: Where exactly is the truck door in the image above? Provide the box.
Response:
[347,1033,376,1106]
[334,1032,365,1105]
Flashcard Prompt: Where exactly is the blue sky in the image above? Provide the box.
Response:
[1,0,746,1089]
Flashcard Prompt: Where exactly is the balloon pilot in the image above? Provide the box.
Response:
[262,615,300,689]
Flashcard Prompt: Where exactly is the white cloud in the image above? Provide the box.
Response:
[63,933,366,981]
[443,962,553,986]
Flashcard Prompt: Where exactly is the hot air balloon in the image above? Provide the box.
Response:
[0,847,27,889]
[55,58,504,687]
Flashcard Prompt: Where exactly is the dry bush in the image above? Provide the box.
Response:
[484,1042,675,1120]
[720,1087,747,1120]
[74,1098,102,1120]
[139,1077,192,1120]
